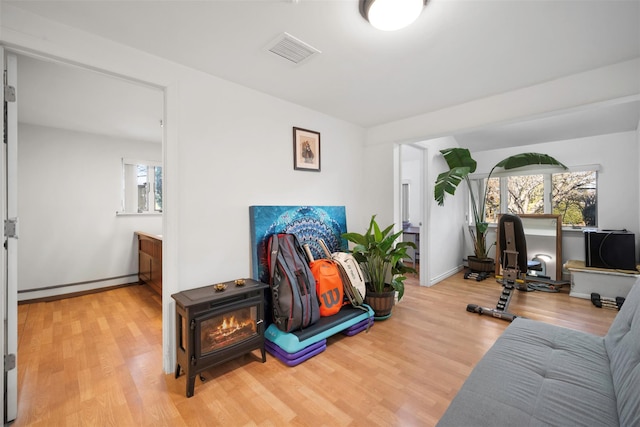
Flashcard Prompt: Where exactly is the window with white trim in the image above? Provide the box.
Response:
[472,167,598,227]
[122,159,163,214]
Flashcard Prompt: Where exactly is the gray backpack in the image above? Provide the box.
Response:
[268,233,320,332]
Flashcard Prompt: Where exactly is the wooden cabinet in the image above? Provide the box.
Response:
[136,232,162,296]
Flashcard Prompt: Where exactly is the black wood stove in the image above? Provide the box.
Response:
[172,278,268,397]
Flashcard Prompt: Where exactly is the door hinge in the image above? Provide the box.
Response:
[4,218,18,239]
[5,353,16,372]
[4,85,16,103]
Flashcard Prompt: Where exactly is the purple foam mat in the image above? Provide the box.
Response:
[265,338,326,360]
[342,317,374,336]
[265,340,327,366]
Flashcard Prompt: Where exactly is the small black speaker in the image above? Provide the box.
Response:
[584,230,636,270]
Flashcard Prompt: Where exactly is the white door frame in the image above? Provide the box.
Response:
[0,45,7,425]
[2,47,19,423]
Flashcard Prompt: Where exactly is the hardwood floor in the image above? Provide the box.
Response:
[15,273,617,426]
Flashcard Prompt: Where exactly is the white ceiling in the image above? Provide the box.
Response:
[6,0,640,150]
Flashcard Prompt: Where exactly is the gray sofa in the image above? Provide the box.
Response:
[438,281,640,426]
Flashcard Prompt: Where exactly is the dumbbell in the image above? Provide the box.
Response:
[464,271,489,281]
[591,293,625,310]
[464,271,480,280]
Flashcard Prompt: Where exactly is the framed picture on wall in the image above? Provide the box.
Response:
[293,127,321,172]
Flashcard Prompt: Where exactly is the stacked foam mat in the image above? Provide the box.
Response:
[264,305,374,366]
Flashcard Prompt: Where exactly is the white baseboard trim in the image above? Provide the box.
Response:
[430,265,465,286]
[18,274,139,302]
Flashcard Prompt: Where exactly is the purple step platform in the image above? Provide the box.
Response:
[265,339,327,367]
[342,317,374,336]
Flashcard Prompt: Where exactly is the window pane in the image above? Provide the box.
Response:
[552,171,597,226]
[507,175,544,215]
[154,166,163,212]
[137,165,149,213]
[122,161,162,214]
[485,177,500,223]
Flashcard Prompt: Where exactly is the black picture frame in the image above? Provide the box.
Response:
[293,127,321,172]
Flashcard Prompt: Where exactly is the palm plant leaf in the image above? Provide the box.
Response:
[491,153,567,174]
[434,148,477,206]
[434,167,471,206]
[441,148,477,171]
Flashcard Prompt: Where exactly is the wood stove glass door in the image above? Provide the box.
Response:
[195,304,259,358]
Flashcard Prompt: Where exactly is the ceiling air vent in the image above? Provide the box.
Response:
[266,32,321,65]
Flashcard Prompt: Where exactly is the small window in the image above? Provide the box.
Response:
[122,159,162,214]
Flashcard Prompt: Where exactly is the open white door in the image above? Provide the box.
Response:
[3,49,19,423]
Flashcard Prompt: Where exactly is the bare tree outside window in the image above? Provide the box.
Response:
[507,174,544,215]
[485,177,500,223]
[470,169,597,228]
[552,171,597,226]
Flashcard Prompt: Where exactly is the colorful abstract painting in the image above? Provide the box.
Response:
[249,205,348,283]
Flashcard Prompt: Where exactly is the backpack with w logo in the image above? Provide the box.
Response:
[267,233,320,332]
[308,252,344,317]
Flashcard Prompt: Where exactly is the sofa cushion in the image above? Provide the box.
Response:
[604,280,640,427]
[438,318,618,426]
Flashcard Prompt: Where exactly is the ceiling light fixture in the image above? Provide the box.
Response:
[359,0,426,31]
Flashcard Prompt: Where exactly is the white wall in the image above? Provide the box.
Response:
[423,136,467,284]
[17,124,162,300]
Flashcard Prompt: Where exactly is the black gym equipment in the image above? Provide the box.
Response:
[591,293,625,310]
[467,214,529,322]
[464,270,489,281]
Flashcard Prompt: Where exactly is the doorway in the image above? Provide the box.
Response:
[399,144,426,285]
[8,51,164,421]
[15,53,164,301]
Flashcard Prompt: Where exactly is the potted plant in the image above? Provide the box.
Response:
[434,148,566,271]
[342,215,416,317]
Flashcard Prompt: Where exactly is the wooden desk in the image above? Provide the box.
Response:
[135,231,162,296]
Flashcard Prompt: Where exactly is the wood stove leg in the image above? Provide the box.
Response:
[175,363,181,379]
[186,376,195,398]
[260,345,266,362]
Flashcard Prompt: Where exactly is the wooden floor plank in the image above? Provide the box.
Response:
[15,273,617,426]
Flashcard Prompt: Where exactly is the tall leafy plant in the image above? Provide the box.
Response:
[434,148,566,259]
[342,215,416,301]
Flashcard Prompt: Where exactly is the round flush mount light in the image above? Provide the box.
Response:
[360,0,426,31]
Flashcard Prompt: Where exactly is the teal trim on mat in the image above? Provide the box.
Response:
[264,305,373,354]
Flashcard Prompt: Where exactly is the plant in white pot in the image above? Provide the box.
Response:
[342,215,416,318]
[434,148,566,271]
